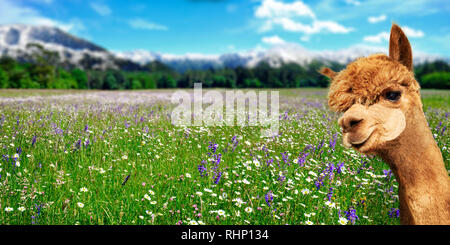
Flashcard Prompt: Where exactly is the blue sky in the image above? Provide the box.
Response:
[0,0,449,57]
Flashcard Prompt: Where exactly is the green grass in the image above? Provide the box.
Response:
[0,88,448,225]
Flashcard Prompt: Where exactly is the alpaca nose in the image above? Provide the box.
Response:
[339,115,364,132]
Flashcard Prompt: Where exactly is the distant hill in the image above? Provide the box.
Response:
[0,24,448,73]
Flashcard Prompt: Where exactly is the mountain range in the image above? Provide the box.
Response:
[0,24,447,73]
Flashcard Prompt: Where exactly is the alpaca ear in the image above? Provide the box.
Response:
[318,67,337,79]
[389,24,413,71]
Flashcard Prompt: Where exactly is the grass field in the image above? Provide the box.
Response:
[0,88,448,225]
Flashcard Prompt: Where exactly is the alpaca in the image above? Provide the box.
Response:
[320,24,450,225]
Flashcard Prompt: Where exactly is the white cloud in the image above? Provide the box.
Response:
[129,19,168,31]
[271,17,353,34]
[0,0,84,34]
[363,32,389,43]
[254,0,353,35]
[255,0,315,19]
[262,35,286,45]
[90,3,112,16]
[402,26,424,38]
[345,0,361,6]
[368,14,386,23]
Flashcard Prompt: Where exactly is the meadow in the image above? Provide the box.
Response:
[0,88,448,225]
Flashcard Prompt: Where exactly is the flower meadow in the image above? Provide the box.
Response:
[0,89,448,225]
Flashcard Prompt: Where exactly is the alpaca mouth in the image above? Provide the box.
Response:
[348,127,376,149]
[351,138,369,148]
[350,131,374,149]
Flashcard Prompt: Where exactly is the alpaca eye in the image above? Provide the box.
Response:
[385,91,401,102]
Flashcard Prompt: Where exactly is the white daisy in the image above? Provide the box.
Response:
[144,194,151,201]
[338,217,348,225]
[301,188,310,195]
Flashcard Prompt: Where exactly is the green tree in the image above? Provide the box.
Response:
[71,69,88,89]
[131,79,143,89]
[420,72,450,89]
[103,72,116,90]
[0,68,9,88]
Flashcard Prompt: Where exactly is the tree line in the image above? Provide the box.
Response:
[0,54,448,90]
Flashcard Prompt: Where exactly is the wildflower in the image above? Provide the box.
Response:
[185,173,191,178]
[77,202,84,208]
[301,188,310,195]
[144,194,151,201]
[150,201,157,205]
[148,190,155,195]
[245,207,253,213]
[388,208,400,219]
[305,220,313,225]
[338,217,348,225]
[80,187,88,192]
[146,210,153,215]
[233,198,246,207]
[189,220,198,225]
[196,192,203,197]
[18,207,26,212]
[265,191,273,207]
[4,207,13,212]
[214,171,222,184]
[325,201,336,208]
[122,155,128,160]
[198,221,205,225]
[217,210,225,216]
[344,207,359,224]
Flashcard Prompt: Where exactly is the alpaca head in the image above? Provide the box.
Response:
[321,24,423,154]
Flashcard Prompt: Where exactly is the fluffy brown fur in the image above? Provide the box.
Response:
[320,24,450,225]
[327,54,420,113]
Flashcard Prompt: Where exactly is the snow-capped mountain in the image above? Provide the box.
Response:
[0,24,447,72]
[0,24,118,70]
[115,43,447,72]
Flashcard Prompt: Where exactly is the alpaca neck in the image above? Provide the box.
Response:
[380,110,449,224]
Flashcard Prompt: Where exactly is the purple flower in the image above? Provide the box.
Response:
[344,207,359,224]
[214,171,222,184]
[198,161,208,177]
[336,162,345,174]
[388,208,400,219]
[265,191,273,207]
[297,152,309,167]
[329,133,338,150]
[281,152,289,165]
[208,141,218,154]
[327,187,334,201]
[32,135,37,146]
